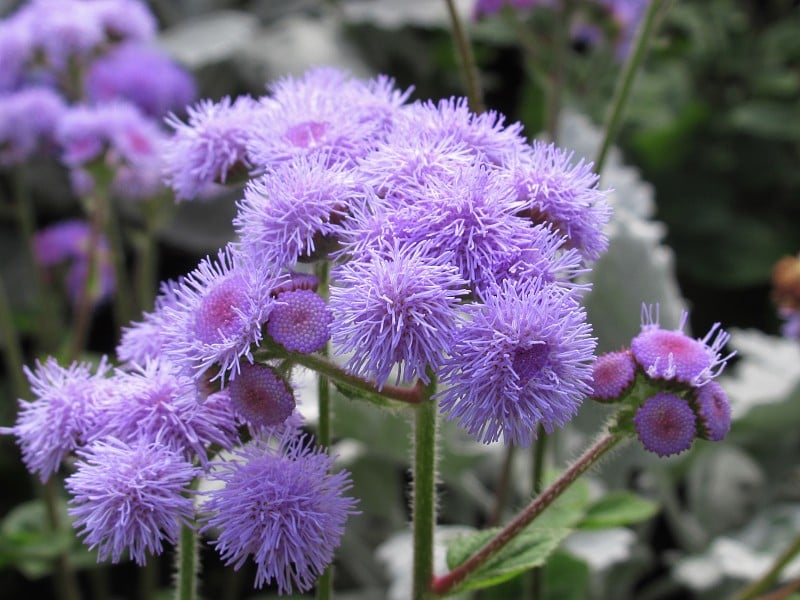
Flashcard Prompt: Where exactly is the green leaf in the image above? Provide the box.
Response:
[443,475,591,594]
[444,526,573,594]
[543,551,590,600]
[578,491,659,529]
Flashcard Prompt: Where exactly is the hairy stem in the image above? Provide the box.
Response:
[413,375,439,600]
[431,430,627,596]
[731,532,800,600]
[174,521,198,600]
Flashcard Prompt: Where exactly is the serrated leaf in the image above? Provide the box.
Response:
[445,526,573,594]
[443,474,591,594]
[578,491,659,529]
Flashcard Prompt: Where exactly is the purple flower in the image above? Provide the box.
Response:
[200,433,358,593]
[6,357,111,481]
[34,219,115,306]
[161,245,283,383]
[331,243,468,387]
[513,140,611,261]
[600,0,650,60]
[590,350,637,402]
[66,437,198,566]
[246,67,404,170]
[631,306,732,387]
[24,1,105,72]
[0,18,34,92]
[117,280,182,364]
[235,155,360,268]
[89,360,238,464]
[0,87,66,165]
[85,42,195,118]
[227,363,296,428]
[56,102,165,168]
[394,97,528,167]
[163,96,261,201]
[267,289,332,354]
[89,0,157,43]
[438,279,596,446]
[633,392,696,457]
[691,381,731,442]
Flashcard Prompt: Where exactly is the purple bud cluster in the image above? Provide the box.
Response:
[590,306,734,456]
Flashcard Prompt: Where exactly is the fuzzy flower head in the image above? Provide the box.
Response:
[88,0,157,43]
[267,289,332,354]
[691,381,731,442]
[85,42,195,119]
[631,306,732,387]
[331,243,468,388]
[117,279,182,365]
[163,96,261,201]
[200,433,359,593]
[226,363,296,429]
[66,437,198,566]
[633,392,697,457]
[89,360,238,464]
[162,245,283,384]
[438,279,596,446]
[590,349,636,402]
[247,67,408,170]
[0,87,66,165]
[7,357,111,481]
[235,155,359,268]
[514,140,611,261]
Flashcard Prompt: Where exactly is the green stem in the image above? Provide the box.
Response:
[134,202,160,314]
[525,426,549,600]
[0,275,29,401]
[443,0,486,114]
[594,0,668,173]
[487,446,515,527]
[104,194,135,329]
[412,375,439,600]
[174,522,198,600]
[315,261,333,600]
[254,348,423,407]
[731,532,800,600]
[42,479,83,600]
[431,430,628,596]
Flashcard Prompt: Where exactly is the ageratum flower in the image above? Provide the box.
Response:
[590,350,637,402]
[226,363,296,428]
[66,437,197,565]
[4,357,111,481]
[161,245,283,384]
[89,360,238,464]
[117,279,182,364]
[246,67,408,170]
[631,306,732,388]
[266,289,332,354]
[163,95,261,201]
[235,155,360,268]
[331,243,468,387]
[0,87,66,165]
[691,381,732,442]
[513,140,611,261]
[633,392,697,457]
[438,279,596,446]
[85,42,195,119]
[200,433,358,593]
[89,0,157,42]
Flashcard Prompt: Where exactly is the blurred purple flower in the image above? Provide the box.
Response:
[0,87,66,165]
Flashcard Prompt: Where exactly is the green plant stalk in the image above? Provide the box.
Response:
[254,348,423,406]
[315,260,333,600]
[0,275,29,401]
[134,199,161,314]
[431,429,628,596]
[443,0,486,114]
[174,521,198,600]
[104,193,135,329]
[594,0,668,173]
[412,375,439,600]
[731,532,800,600]
[525,426,549,600]
[42,479,83,600]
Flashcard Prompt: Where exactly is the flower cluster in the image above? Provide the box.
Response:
[590,306,734,456]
